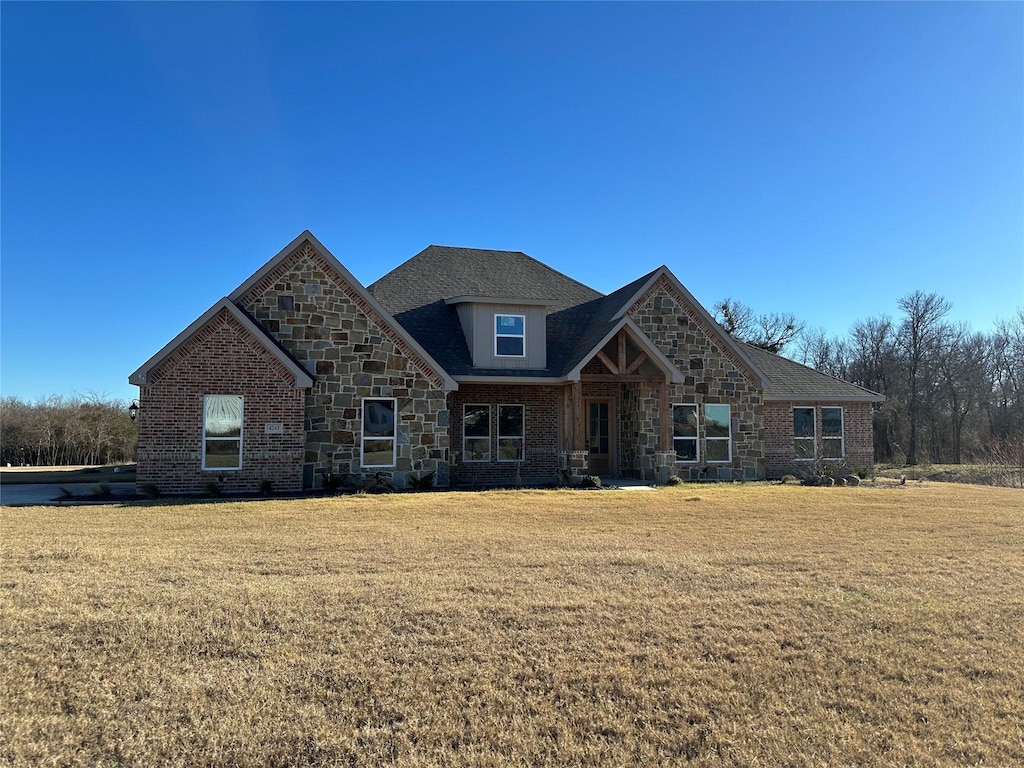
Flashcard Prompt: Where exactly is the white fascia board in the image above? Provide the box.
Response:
[128,298,314,388]
[445,296,551,307]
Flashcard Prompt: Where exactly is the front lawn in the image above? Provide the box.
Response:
[2,484,1021,766]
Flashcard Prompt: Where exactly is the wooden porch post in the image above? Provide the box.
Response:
[572,380,584,451]
[660,380,671,452]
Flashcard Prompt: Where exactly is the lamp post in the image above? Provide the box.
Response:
[128,400,140,422]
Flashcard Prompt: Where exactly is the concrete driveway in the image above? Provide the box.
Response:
[0,483,136,506]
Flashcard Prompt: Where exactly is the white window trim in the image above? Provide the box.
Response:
[672,402,699,464]
[361,397,397,468]
[821,406,846,459]
[497,404,525,462]
[793,406,816,461]
[202,394,244,471]
[463,404,491,462]
[494,313,526,358]
[705,404,732,463]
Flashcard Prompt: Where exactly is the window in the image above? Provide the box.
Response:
[705,404,731,462]
[498,405,524,461]
[463,404,491,461]
[494,314,525,357]
[821,407,844,458]
[793,407,815,460]
[672,403,698,462]
[362,398,396,467]
[203,395,243,470]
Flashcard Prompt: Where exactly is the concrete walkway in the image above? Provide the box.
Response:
[600,476,657,491]
[0,483,136,506]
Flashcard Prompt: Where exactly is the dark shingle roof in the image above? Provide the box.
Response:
[742,344,884,401]
[368,246,603,376]
[369,245,883,402]
[369,245,601,314]
[548,269,660,375]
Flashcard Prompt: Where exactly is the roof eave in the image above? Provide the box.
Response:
[763,393,886,403]
[128,298,315,388]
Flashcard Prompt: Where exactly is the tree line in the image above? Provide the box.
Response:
[2,292,1021,470]
[718,293,1024,466]
[0,394,137,467]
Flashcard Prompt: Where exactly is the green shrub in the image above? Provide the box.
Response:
[204,480,222,496]
[666,475,684,486]
[140,483,161,498]
[259,479,274,495]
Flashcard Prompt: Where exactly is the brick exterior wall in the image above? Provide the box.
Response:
[136,308,306,494]
[627,276,765,480]
[236,240,449,489]
[136,242,877,491]
[764,401,875,479]
[450,383,561,487]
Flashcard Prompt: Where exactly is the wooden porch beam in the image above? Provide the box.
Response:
[580,374,662,383]
[595,350,619,375]
[571,380,584,451]
[624,352,648,375]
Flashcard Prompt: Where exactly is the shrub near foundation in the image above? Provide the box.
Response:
[2,484,1021,766]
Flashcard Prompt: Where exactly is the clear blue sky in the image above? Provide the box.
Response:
[2,2,1021,406]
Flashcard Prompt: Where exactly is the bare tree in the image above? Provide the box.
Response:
[934,324,989,463]
[715,298,805,354]
[897,291,952,465]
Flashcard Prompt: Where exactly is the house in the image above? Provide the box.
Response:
[128,231,883,493]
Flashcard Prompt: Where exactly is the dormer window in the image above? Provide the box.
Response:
[494,314,525,357]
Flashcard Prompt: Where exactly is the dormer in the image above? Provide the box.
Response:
[445,296,549,369]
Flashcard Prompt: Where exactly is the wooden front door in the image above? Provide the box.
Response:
[586,399,612,475]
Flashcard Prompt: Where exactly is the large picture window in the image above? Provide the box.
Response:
[494,314,525,357]
[705,404,731,463]
[821,407,844,458]
[203,395,243,470]
[463,404,491,462]
[793,407,815,460]
[672,403,698,462]
[498,405,525,461]
[362,398,397,467]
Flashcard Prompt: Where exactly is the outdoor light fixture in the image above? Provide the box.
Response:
[128,400,140,422]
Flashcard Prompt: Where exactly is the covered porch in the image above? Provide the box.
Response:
[558,324,682,482]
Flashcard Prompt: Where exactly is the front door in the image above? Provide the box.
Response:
[586,399,612,475]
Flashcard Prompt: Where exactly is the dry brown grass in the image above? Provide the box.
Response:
[2,485,1022,766]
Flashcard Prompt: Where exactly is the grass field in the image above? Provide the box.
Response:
[2,485,1021,766]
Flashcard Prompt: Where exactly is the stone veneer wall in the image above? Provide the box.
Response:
[137,308,306,494]
[450,383,561,487]
[237,240,449,489]
[764,401,874,479]
[627,276,765,480]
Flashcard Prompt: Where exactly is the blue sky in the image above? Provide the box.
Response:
[2,1,1021,405]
